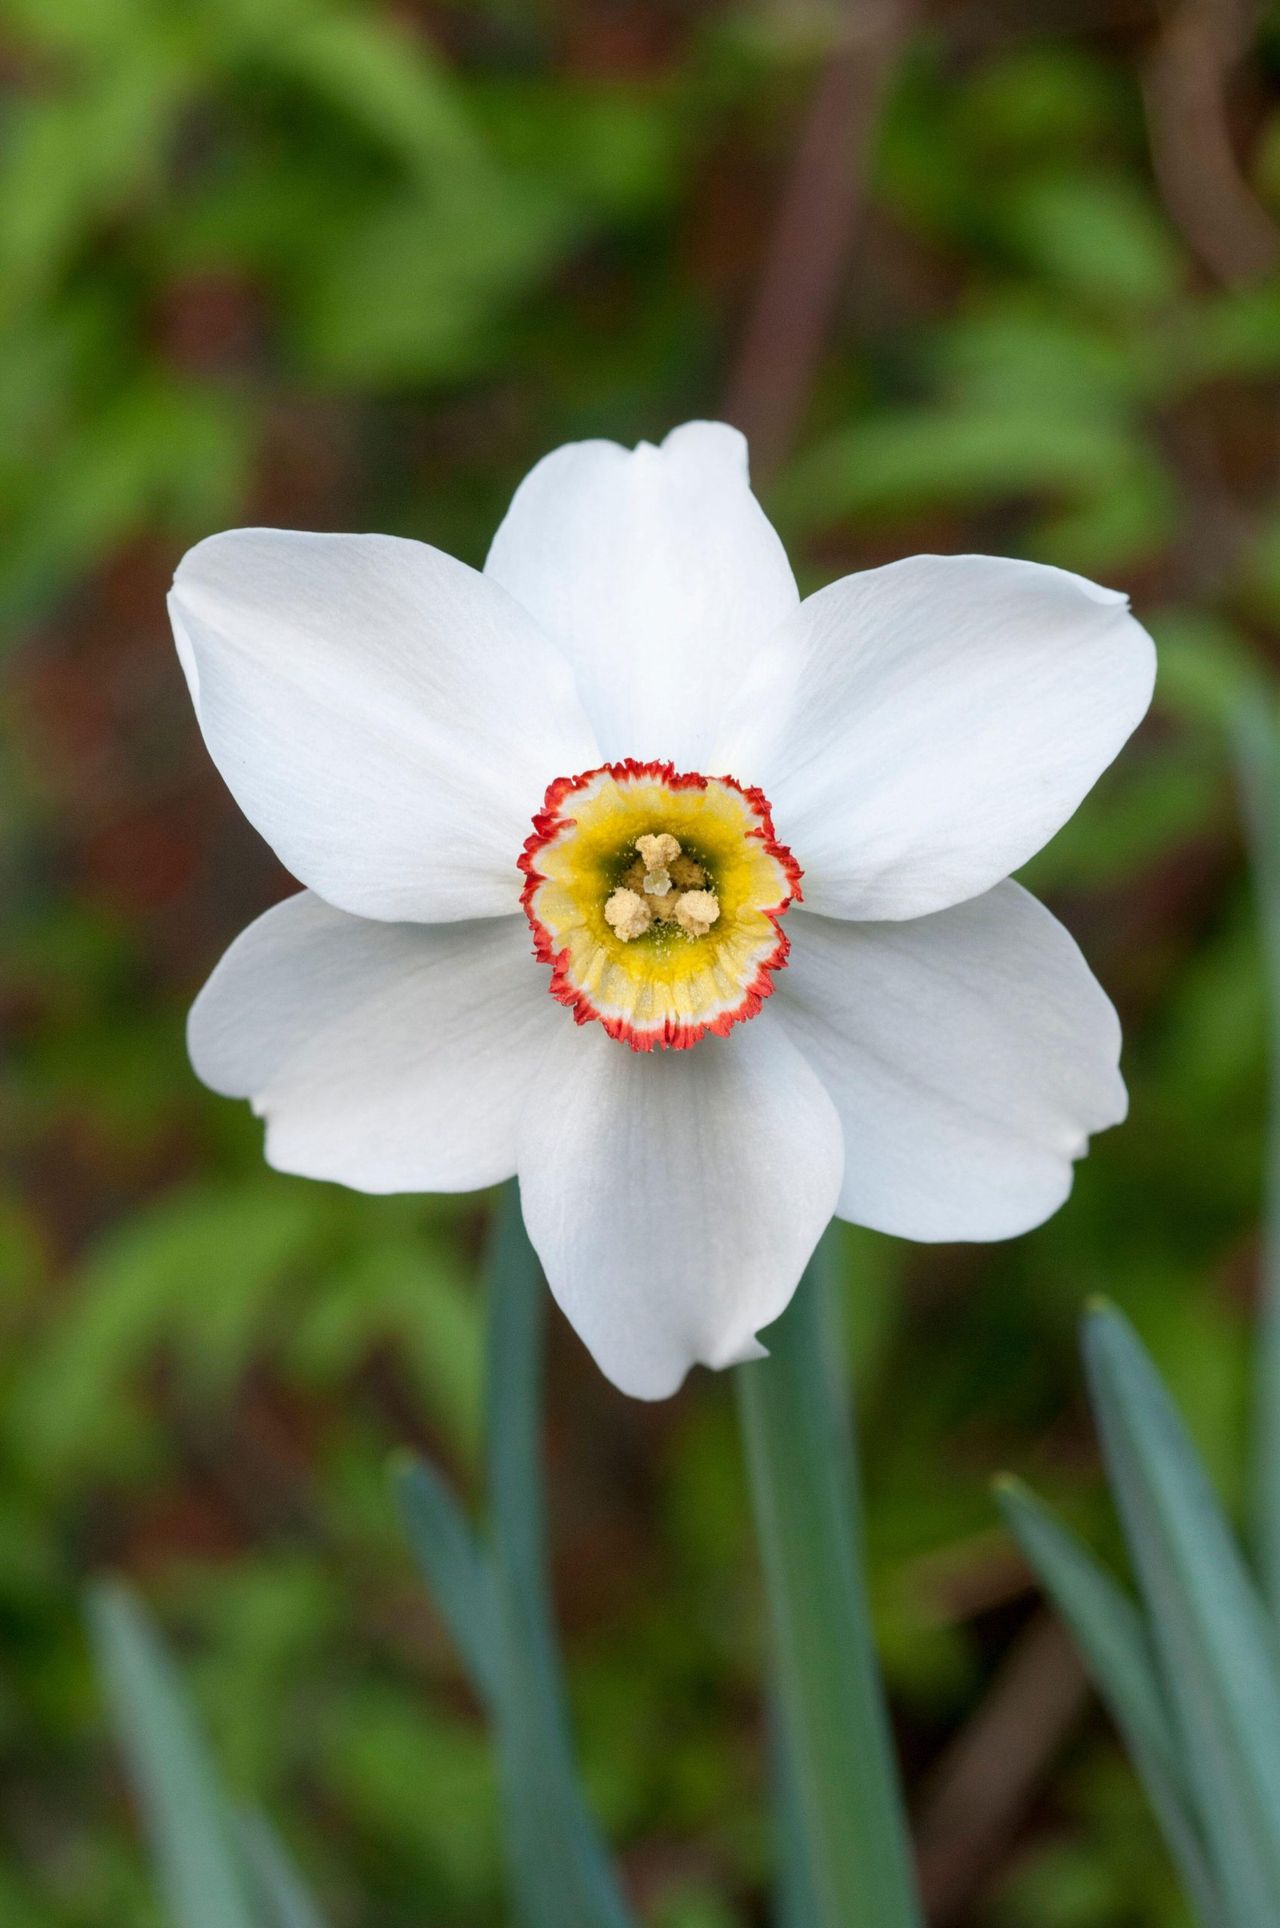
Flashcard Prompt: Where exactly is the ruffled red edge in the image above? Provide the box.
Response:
[519,759,802,1051]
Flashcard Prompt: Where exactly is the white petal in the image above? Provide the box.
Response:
[189,891,559,1193]
[743,555,1155,920]
[772,885,1126,1242]
[171,529,599,922]
[516,1014,843,1399]
[484,421,799,770]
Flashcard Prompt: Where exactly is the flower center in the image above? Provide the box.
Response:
[602,831,721,942]
[520,759,801,1052]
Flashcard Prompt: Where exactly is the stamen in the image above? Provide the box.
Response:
[636,832,680,872]
[520,761,801,1048]
[604,888,653,941]
[607,829,724,938]
[674,890,720,938]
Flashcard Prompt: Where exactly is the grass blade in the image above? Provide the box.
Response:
[392,1453,500,1709]
[87,1579,258,1928]
[997,1476,1224,1925]
[237,1810,329,1928]
[1084,1303,1280,1926]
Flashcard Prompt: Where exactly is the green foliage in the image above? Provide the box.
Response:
[6,2,1280,1924]
[735,1236,920,1927]
[394,1188,631,1928]
[88,1579,327,1928]
[1003,1304,1280,1927]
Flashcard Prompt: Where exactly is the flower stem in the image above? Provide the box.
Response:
[395,1187,631,1926]
[735,1227,921,1928]
[484,1184,634,1928]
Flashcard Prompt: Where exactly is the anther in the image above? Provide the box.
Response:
[674,890,720,938]
[604,888,653,942]
[608,832,721,941]
[636,833,680,872]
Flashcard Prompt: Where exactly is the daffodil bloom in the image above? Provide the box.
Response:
[173,422,1154,1398]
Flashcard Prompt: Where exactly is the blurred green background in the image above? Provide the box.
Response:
[5,0,1280,1921]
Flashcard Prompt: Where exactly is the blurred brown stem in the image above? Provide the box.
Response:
[1143,0,1280,287]
[723,1,914,480]
[914,1611,1090,1925]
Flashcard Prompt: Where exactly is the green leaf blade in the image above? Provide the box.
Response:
[1083,1305,1280,1925]
[88,1580,259,1928]
[482,1185,634,1928]
[392,1453,500,1710]
[395,1186,632,1928]
[997,1476,1224,1925]
[237,1810,330,1928]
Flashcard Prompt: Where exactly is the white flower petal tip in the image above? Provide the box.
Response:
[169,527,598,923]
[484,421,799,770]
[747,553,1156,922]
[516,1016,844,1400]
[774,883,1127,1245]
[188,891,561,1195]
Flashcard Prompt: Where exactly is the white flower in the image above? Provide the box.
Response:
[172,422,1155,1400]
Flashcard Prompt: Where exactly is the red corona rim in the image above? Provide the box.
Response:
[519,759,802,1052]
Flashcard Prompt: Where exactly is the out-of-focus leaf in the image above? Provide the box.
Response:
[263,13,478,175]
[16,1181,317,1473]
[997,1478,1224,1925]
[237,1809,330,1928]
[88,1581,258,1928]
[1239,515,1280,624]
[2,0,160,54]
[476,81,683,217]
[297,180,579,386]
[780,406,1148,532]
[0,49,193,320]
[1148,610,1262,731]
[931,300,1143,416]
[956,45,1118,157]
[0,378,250,622]
[1030,463,1174,572]
[1083,1305,1280,1926]
[322,1688,499,1900]
[393,1455,500,1709]
[481,1187,634,1928]
[1173,286,1280,383]
[395,1187,633,1928]
[771,1699,824,1928]
[994,172,1181,310]
[289,1236,484,1458]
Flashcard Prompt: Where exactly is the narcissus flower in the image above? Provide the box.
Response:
[173,422,1154,1399]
